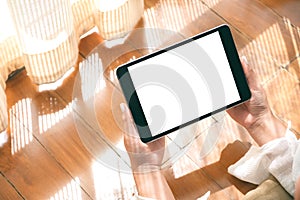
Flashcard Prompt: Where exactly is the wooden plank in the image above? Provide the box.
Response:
[186,119,253,168]
[78,32,104,58]
[163,155,223,200]
[202,163,256,198]
[259,0,300,27]
[288,57,300,80]
[202,0,300,65]
[4,70,93,199]
[264,69,299,116]
[264,68,300,135]
[281,85,300,137]
[0,133,90,199]
[32,103,135,199]
[5,62,134,198]
[0,173,23,200]
[285,57,300,135]
[200,141,256,191]
[185,120,256,198]
[137,0,251,51]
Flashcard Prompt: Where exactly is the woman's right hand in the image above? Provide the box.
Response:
[227,57,286,146]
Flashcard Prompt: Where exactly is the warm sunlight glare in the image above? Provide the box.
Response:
[96,0,127,12]
[104,37,127,48]
[202,0,224,8]
[49,177,82,200]
[0,130,8,147]
[79,53,106,102]
[259,22,288,65]
[92,160,136,199]
[142,0,209,50]
[145,0,208,32]
[10,98,33,155]
[38,102,73,134]
[38,67,75,92]
[0,1,16,41]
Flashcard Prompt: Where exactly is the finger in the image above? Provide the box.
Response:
[241,56,260,91]
[121,103,138,150]
[120,103,139,138]
[120,103,134,128]
[120,103,130,122]
[241,56,250,76]
[120,103,129,130]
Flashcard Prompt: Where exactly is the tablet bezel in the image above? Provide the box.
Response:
[116,24,251,143]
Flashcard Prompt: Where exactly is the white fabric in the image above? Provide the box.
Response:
[228,127,300,196]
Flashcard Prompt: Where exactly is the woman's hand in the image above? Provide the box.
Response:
[121,103,166,172]
[227,56,286,146]
[121,104,175,199]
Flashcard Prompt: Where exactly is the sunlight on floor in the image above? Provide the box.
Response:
[159,0,209,31]
[284,17,300,59]
[9,98,33,155]
[171,155,199,179]
[201,0,224,8]
[79,53,106,102]
[0,130,8,147]
[38,101,73,134]
[49,177,82,200]
[142,0,209,50]
[92,160,136,200]
[239,38,277,85]
[264,69,299,120]
[256,22,289,65]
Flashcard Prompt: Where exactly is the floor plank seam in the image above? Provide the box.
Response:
[199,0,253,43]
[32,134,94,200]
[0,171,25,199]
[258,0,300,29]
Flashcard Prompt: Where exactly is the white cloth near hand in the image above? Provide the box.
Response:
[228,127,300,196]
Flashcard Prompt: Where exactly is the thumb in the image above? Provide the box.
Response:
[120,103,139,138]
[241,56,260,91]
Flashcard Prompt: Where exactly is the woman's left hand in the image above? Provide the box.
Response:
[121,103,166,172]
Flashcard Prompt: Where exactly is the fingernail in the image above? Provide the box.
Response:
[241,56,249,65]
[120,103,125,113]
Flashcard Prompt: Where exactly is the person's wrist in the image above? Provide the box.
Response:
[246,111,287,146]
[132,163,161,174]
[133,168,175,200]
[245,110,272,133]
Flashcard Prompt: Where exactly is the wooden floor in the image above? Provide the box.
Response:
[1,0,300,199]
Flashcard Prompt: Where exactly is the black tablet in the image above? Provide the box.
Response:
[116,24,251,143]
